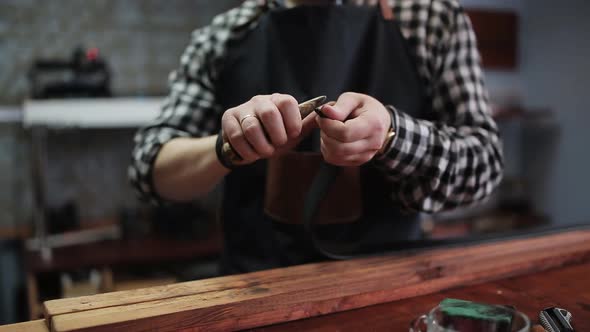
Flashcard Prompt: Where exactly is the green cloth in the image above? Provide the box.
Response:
[440,298,512,323]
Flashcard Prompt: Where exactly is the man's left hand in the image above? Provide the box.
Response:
[317,92,391,166]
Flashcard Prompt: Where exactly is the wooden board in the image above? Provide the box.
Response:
[0,225,32,239]
[0,320,49,332]
[255,263,590,331]
[25,235,221,274]
[43,230,590,332]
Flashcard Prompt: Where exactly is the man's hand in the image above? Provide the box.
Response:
[317,92,391,166]
[221,93,317,164]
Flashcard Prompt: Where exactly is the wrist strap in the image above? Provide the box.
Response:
[375,105,397,157]
[215,132,236,170]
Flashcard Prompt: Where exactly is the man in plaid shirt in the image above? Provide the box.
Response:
[130,0,503,272]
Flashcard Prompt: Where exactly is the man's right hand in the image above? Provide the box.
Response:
[221,93,317,164]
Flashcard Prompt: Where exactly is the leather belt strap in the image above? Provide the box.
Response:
[303,161,351,259]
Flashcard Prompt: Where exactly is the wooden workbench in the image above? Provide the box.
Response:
[3,228,590,331]
[256,262,590,331]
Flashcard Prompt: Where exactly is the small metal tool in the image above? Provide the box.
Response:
[222,95,326,165]
[298,95,327,118]
[540,307,574,332]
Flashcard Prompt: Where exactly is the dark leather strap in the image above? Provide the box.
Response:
[215,131,237,170]
[303,161,353,259]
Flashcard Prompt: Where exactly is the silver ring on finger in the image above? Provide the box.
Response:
[239,114,258,126]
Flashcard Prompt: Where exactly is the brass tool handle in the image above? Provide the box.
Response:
[221,96,326,165]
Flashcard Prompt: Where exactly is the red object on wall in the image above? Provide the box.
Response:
[466,10,518,70]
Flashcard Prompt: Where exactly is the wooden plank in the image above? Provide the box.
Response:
[0,225,32,239]
[27,272,41,320]
[255,263,590,331]
[0,320,49,332]
[26,235,221,274]
[44,229,587,316]
[45,230,590,332]
[47,231,590,330]
[45,254,424,317]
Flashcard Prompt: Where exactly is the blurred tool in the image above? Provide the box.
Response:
[28,46,111,99]
[540,307,574,332]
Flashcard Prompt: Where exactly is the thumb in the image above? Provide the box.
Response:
[320,93,361,121]
[319,103,348,122]
[275,112,318,155]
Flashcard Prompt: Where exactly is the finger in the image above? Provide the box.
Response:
[344,151,378,165]
[271,93,302,138]
[321,145,376,166]
[321,144,376,166]
[250,96,288,147]
[321,131,380,156]
[317,113,373,143]
[278,112,318,154]
[300,112,319,137]
[320,92,362,121]
[239,114,275,157]
[224,115,259,161]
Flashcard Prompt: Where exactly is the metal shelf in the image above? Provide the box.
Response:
[23,97,163,128]
[0,107,22,123]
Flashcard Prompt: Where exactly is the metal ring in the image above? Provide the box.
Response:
[239,114,258,126]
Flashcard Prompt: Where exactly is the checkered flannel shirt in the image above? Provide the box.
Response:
[129,0,504,212]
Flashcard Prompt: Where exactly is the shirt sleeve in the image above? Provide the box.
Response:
[128,1,264,204]
[374,1,504,213]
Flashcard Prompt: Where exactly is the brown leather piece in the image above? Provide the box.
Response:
[264,152,362,224]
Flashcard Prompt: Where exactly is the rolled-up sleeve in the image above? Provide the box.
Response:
[375,1,504,213]
[129,1,264,204]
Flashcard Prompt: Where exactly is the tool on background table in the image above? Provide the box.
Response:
[29,46,111,99]
[221,95,327,165]
[540,307,574,332]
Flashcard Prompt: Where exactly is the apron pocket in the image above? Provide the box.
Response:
[264,151,362,225]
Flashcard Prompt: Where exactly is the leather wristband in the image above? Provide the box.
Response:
[215,131,237,170]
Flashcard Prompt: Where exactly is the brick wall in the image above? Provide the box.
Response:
[0,1,240,224]
[1,3,242,323]
[0,0,241,103]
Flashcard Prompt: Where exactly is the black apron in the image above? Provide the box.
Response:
[216,2,428,274]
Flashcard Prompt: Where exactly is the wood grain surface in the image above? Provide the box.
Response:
[40,229,590,332]
[25,235,221,274]
[254,263,590,331]
[0,320,48,332]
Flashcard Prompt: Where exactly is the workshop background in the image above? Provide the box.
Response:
[1,0,589,324]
